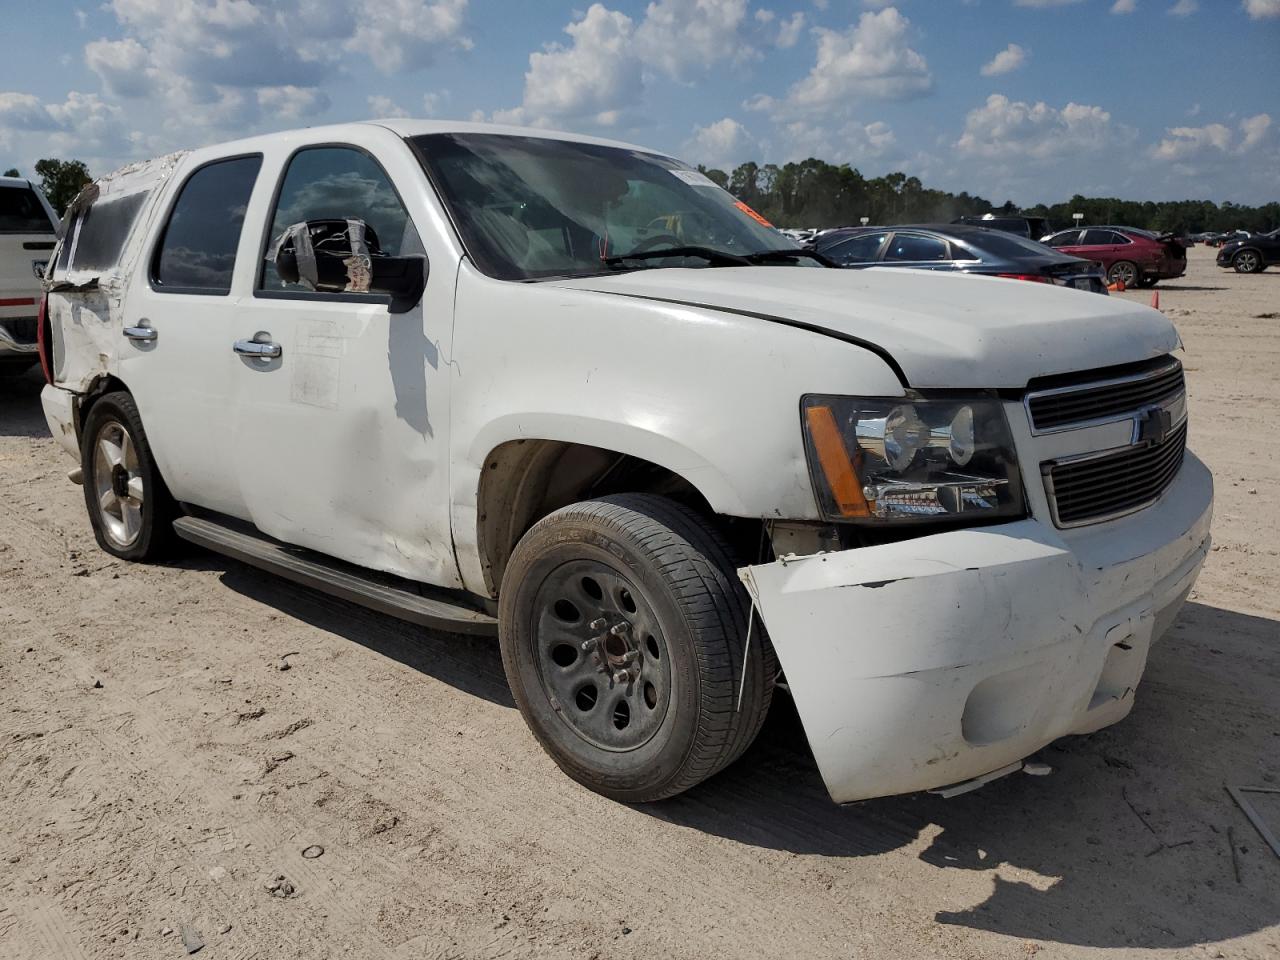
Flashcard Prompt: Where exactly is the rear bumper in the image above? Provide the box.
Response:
[40,384,81,459]
[740,452,1213,804]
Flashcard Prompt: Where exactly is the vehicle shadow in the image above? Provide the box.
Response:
[209,559,515,709]
[648,600,1280,950]
[0,365,50,438]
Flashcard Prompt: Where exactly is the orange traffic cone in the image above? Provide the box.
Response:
[1151,290,1160,310]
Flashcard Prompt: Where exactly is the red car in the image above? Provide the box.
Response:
[1042,226,1187,288]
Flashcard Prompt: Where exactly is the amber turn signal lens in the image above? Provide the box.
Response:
[804,404,871,518]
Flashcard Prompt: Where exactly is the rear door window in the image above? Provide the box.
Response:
[1046,231,1080,247]
[152,155,262,295]
[884,233,949,262]
[1081,229,1117,246]
[0,185,54,234]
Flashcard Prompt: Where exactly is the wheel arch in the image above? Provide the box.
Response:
[467,425,763,598]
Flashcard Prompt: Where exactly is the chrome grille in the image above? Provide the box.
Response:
[1045,421,1187,527]
[1027,358,1184,432]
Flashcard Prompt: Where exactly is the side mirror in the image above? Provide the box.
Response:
[269,218,427,314]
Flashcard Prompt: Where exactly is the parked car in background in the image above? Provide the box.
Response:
[811,224,1108,293]
[1,175,59,375]
[1216,227,1280,273]
[952,213,1052,240]
[1043,226,1187,287]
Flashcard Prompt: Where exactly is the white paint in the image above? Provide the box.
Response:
[40,119,1214,803]
[741,453,1213,803]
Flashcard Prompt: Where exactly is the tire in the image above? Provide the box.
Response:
[80,391,178,561]
[498,493,775,803]
[1107,261,1138,287]
[1233,249,1262,274]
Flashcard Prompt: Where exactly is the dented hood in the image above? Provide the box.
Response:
[553,266,1179,388]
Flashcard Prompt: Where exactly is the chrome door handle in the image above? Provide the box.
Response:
[123,324,157,342]
[233,332,282,360]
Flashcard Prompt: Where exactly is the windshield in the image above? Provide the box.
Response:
[409,133,796,281]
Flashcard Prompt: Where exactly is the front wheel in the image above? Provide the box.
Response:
[80,391,178,561]
[498,494,774,802]
[1233,250,1262,273]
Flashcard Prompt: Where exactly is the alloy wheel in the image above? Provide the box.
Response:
[91,419,145,549]
[1236,251,1259,273]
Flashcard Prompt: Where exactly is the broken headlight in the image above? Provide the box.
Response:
[801,395,1025,523]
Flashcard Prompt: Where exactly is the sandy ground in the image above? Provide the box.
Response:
[1,246,1277,960]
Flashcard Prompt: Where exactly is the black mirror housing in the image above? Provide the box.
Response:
[270,218,427,313]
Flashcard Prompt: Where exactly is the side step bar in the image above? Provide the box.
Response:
[173,516,498,637]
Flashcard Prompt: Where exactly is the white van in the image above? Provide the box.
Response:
[0,176,58,374]
[38,121,1212,804]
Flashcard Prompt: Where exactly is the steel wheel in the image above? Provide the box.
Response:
[90,419,145,550]
[532,559,672,752]
[1234,250,1260,273]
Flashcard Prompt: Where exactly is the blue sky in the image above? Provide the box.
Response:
[1,0,1277,205]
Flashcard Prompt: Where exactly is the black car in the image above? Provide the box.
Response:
[1216,228,1280,273]
[952,214,1052,240]
[811,224,1108,294]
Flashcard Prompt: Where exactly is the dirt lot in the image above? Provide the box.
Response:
[1,246,1277,960]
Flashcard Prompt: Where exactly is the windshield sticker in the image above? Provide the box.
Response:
[734,201,774,228]
[670,169,719,188]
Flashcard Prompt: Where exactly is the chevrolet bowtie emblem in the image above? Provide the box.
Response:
[1135,405,1173,446]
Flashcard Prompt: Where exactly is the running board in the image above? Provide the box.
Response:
[172,515,498,636]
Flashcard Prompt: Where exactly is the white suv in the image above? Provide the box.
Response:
[1,175,58,374]
[39,121,1213,804]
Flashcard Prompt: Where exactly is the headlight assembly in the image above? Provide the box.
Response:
[801,394,1026,524]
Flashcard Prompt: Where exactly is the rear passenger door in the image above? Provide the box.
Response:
[120,153,264,519]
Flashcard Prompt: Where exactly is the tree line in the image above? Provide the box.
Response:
[698,159,1280,235]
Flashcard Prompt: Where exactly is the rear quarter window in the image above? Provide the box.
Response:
[63,191,150,273]
[0,185,54,234]
[152,155,262,295]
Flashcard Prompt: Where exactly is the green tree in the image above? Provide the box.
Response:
[34,158,92,216]
[3,167,19,178]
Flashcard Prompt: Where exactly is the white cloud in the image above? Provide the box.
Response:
[956,94,1118,161]
[775,11,806,48]
[1168,0,1197,16]
[1243,0,1280,16]
[980,43,1028,77]
[84,38,152,98]
[492,1,757,129]
[0,93,60,134]
[366,95,410,119]
[0,90,130,160]
[773,118,897,163]
[1153,114,1272,160]
[258,85,330,119]
[493,5,641,127]
[1013,0,1085,6]
[634,0,753,80]
[347,0,470,72]
[1110,0,1137,12]
[782,7,932,109]
[683,117,758,168]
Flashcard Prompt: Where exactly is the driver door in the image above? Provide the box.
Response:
[229,139,461,589]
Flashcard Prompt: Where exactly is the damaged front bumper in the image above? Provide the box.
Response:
[740,452,1213,804]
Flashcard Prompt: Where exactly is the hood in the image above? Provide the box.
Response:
[551,266,1178,389]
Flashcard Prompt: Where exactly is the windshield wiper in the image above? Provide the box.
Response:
[742,248,837,267]
[601,245,750,268]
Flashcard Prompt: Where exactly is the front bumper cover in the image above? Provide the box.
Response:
[740,452,1213,804]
